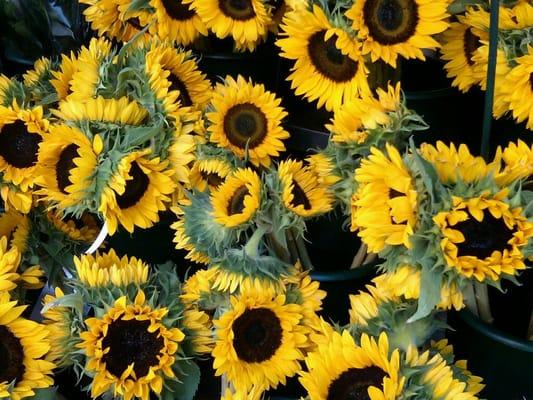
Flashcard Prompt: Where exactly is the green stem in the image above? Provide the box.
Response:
[474,282,494,324]
[266,232,291,263]
[285,229,300,264]
[463,282,479,317]
[350,243,368,269]
[291,228,314,270]
[244,226,267,258]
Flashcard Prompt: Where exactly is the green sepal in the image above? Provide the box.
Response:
[407,267,443,323]
[161,360,201,400]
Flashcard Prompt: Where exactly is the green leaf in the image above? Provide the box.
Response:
[162,360,201,400]
[32,387,59,400]
[407,266,442,323]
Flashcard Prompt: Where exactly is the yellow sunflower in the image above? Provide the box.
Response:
[327,83,400,144]
[168,133,196,190]
[419,141,499,185]
[279,159,334,218]
[212,286,308,392]
[181,268,219,305]
[37,124,98,209]
[41,287,72,365]
[47,210,100,242]
[0,292,55,400]
[0,185,33,215]
[22,57,51,88]
[352,144,418,253]
[346,0,449,68]
[74,249,149,288]
[69,37,112,101]
[433,193,533,282]
[210,265,284,294]
[189,158,234,192]
[54,95,148,125]
[306,153,341,186]
[0,74,14,105]
[406,346,482,400]
[207,75,289,167]
[147,44,212,110]
[300,331,404,400]
[50,51,78,101]
[211,168,261,228]
[0,105,48,191]
[500,46,533,129]
[349,284,392,326]
[183,308,214,354]
[150,0,208,45]
[440,19,487,93]
[171,218,211,264]
[277,5,370,111]
[0,210,29,253]
[191,0,270,51]
[495,140,533,185]
[0,236,22,292]
[78,291,185,400]
[372,265,465,311]
[80,0,151,42]
[99,150,177,234]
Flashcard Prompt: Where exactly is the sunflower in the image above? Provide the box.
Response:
[406,346,482,400]
[305,153,341,186]
[212,286,308,392]
[50,51,78,101]
[190,158,234,192]
[433,193,533,282]
[419,141,498,185]
[47,210,100,242]
[41,287,73,366]
[346,0,449,68]
[440,19,487,93]
[37,124,98,209]
[277,5,370,111]
[181,268,219,305]
[183,308,214,354]
[171,218,211,264]
[284,268,326,323]
[211,168,261,228]
[207,75,289,167]
[54,95,148,125]
[279,159,334,218]
[0,185,33,215]
[349,284,392,326]
[299,331,404,400]
[147,44,212,110]
[0,74,15,106]
[0,236,22,292]
[99,150,177,234]
[210,265,284,294]
[68,37,112,101]
[0,210,29,253]
[74,249,149,288]
[78,291,185,400]
[327,84,400,144]
[372,265,465,311]
[80,0,151,42]
[352,144,418,253]
[495,140,533,185]
[22,57,52,89]
[500,46,533,129]
[191,0,270,51]
[0,292,55,400]
[150,0,208,45]
[0,105,48,191]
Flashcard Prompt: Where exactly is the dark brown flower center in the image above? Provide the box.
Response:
[223,103,268,149]
[56,144,79,194]
[0,326,25,385]
[161,0,196,20]
[0,120,42,168]
[455,212,515,259]
[363,0,419,45]
[227,185,249,215]
[126,17,144,30]
[102,319,164,378]
[232,308,282,363]
[308,31,359,82]
[388,188,403,199]
[463,28,481,67]
[167,72,193,107]
[116,161,150,209]
[290,179,311,210]
[201,171,224,188]
[219,0,256,20]
[327,367,387,400]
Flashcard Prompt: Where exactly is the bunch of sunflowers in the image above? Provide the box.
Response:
[0,0,532,398]
[441,0,533,129]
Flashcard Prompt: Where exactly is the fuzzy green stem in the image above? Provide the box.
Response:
[286,230,300,264]
[475,282,493,324]
[266,232,291,263]
[463,282,479,317]
[244,226,267,259]
[291,228,314,270]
